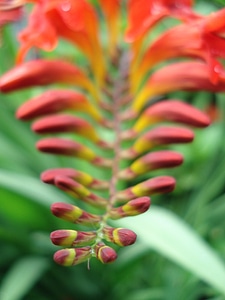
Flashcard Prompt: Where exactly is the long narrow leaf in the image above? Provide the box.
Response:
[0,257,49,300]
[0,170,69,206]
[120,206,225,295]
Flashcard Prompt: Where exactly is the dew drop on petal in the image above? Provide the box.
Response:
[61,1,71,12]
[214,65,221,74]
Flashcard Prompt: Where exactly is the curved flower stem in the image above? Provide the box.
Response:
[107,50,130,213]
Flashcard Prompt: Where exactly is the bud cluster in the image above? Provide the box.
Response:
[2,0,225,266]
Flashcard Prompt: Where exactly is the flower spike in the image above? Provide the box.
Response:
[1,0,224,267]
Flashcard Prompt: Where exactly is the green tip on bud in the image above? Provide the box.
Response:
[95,243,117,264]
[54,247,92,266]
[103,226,137,246]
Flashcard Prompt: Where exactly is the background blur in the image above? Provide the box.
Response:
[1,1,225,299]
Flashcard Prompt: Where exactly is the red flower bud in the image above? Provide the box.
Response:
[36,137,112,167]
[0,60,94,94]
[116,176,176,203]
[109,197,151,219]
[103,226,137,246]
[54,176,107,208]
[133,100,211,134]
[94,243,117,264]
[50,230,97,247]
[16,89,102,122]
[51,202,101,227]
[120,151,183,179]
[41,168,108,190]
[54,247,92,266]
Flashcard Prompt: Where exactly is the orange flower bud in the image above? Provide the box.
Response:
[32,114,109,148]
[133,100,211,134]
[0,60,97,97]
[132,62,225,113]
[16,89,103,122]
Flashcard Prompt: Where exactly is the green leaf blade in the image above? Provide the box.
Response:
[120,206,225,295]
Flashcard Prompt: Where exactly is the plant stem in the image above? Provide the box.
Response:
[107,50,130,212]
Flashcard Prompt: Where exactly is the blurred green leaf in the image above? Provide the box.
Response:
[0,257,49,300]
[120,206,225,295]
[0,170,69,207]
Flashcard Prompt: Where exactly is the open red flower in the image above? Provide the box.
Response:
[125,0,199,43]
[17,0,105,84]
[132,8,225,90]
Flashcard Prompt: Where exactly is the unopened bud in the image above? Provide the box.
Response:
[36,137,112,167]
[116,176,176,203]
[54,247,92,266]
[51,202,101,227]
[16,89,102,122]
[103,226,137,246]
[41,168,109,190]
[109,197,150,219]
[54,176,107,208]
[50,230,97,247]
[133,100,211,133]
[119,151,183,179]
[123,126,194,159]
[0,60,93,94]
[95,243,117,264]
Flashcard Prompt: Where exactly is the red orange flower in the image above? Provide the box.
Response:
[125,0,199,43]
[17,0,105,84]
[1,0,225,267]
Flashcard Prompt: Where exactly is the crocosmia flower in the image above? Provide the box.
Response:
[0,0,224,266]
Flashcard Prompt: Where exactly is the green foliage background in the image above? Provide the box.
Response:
[0,1,225,299]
